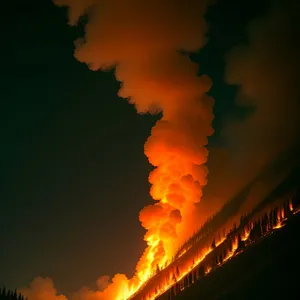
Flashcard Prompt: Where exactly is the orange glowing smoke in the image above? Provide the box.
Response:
[19,277,67,300]
[52,0,214,299]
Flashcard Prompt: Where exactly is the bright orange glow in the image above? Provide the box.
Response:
[130,244,216,300]
[129,200,300,300]
[223,236,239,263]
[281,207,285,219]
[21,197,298,300]
[205,265,212,275]
[50,0,215,298]
[22,0,300,298]
[273,223,285,229]
[289,200,294,212]
[241,227,250,241]
[272,207,288,231]
[216,236,226,247]
[177,248,188,258]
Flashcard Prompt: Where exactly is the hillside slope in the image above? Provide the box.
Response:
[175,213,300,300]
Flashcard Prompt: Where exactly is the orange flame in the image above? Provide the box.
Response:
[273,207,286,230]
[130,201,300,299]
[289,199,294,212]
[205,265,212,275]
[241,227,250,241]
[281,207,285,219]
[51,0,216,298]
[223,236,239,263]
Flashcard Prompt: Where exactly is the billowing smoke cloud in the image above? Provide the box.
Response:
[19,277,67,300]
[198,0,300,220]
[50,0,214,299]
[95,276,110,291]
[72,274,130,300]
[23,1,299,299]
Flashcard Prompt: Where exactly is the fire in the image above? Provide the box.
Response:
[281,207,285,219]
[242,229,250,242]
[50,0,218,298]
[241,227,250,241]
[289,199,294,212]
[19,0,300,298]
[130,198,299,299]
[127,241,219,300]
[273,223,284,230]
[216,236,226,247]
[223,236,239,263]
[129,233,235,300]
[205,265,212,275]
[273,207,286,230]
[177,248,188,258]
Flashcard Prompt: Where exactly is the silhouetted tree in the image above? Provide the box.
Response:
[237,233,245,252]
[273,207,278,226]
[249,220,262,242]
[228,239,233,252]
[169,286,176,299]
[263,212,269,232]
[211,238,216,249]
[176,265,180,277]
[1,287,6,297]
[284,200,292,218]
[0,288,25,300]
[172,272,177,283]
[269,209,274,228]
[156,264,160,274]
[215,255,219,265]
[292,188,300,208]
[198,265,205,278]
[219,253,224,264]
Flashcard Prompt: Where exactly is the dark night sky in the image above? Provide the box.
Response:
[1,0,267,295]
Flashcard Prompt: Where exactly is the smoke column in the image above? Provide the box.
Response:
[18,1,300,299]
[44,0,214,299]
[196,0,300,221]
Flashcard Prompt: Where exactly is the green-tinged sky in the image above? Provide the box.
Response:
[1,0,271,295]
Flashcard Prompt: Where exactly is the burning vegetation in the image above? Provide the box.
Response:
[51,0,214,299]
[19,0,300,299]
[129,188,299,300]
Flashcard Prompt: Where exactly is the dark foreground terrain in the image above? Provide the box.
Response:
[174,213,300,300]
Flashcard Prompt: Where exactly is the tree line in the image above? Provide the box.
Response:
[165,194,299,300]
[0,288,26,300]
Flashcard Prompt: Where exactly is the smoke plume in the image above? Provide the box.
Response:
[198,0,300,220]
[22,1,299,299]
[51,0,214,298]
[19,277,67,300]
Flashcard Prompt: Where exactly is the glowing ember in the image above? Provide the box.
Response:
[216,236,226,247]
[205,265,212,275]
[294,208,300,215]
[289,200,294,212]
[273,223,285,230]
[241,228,250,241]
[281,207,285,219]
[222,236,239,263]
